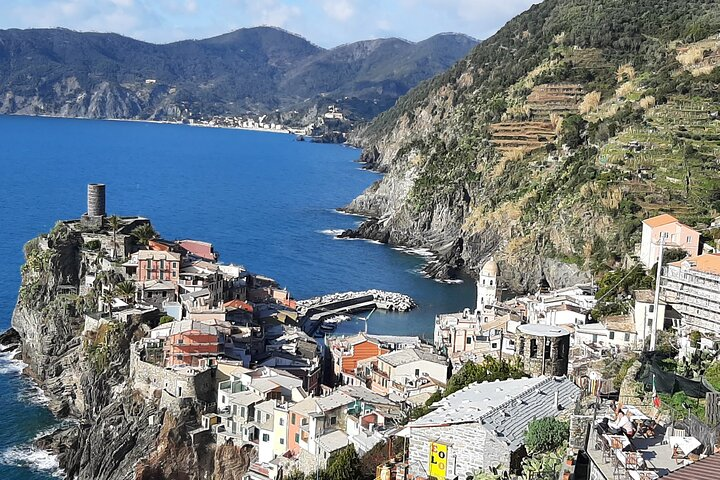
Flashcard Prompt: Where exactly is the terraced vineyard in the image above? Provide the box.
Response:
[597,97,720,220]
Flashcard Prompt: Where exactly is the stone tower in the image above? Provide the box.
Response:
[515,324,570,377]
[87,183,106,217]
[476,257,499,312]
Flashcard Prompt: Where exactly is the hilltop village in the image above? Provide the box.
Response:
[8,183,720,480]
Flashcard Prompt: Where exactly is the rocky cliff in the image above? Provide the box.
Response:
[347,0,720,292]
[2,221,250,479]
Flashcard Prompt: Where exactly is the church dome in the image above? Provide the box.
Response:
[481,257,499,276]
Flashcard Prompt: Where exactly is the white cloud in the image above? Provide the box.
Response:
[322,0,355,22]
[0,0,541,46]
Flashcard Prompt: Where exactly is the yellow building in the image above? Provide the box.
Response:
[273,402,290,457]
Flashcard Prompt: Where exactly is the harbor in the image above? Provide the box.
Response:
[297,290,416,336]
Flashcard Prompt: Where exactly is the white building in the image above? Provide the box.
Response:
[476,257,499,312]
[661,254,720,334]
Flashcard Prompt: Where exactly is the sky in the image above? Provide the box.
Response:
[0,0,540,48]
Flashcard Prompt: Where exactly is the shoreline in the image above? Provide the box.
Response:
[3,112,298,136]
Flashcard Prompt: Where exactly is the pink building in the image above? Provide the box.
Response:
[179,239,218,262]
[639,214,700,268]
[137,250,181,283]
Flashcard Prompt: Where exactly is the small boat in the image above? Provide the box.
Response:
[324,315,351,325]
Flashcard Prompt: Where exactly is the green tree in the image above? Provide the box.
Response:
[326,445,363,480]
[131,224,158,246]
[525,417,569,455]
[159,315,175,325]
[560,114,587,149]
[445,356,525,396]
[114,280,136,304]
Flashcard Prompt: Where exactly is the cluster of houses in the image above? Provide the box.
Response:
[72,184,720,480]
[434,212,720,368]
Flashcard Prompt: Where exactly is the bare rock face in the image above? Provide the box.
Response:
[213,444,256,480]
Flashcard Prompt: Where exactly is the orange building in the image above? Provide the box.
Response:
[329,333,388,383]
[164,325,222,368]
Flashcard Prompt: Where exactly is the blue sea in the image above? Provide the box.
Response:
[0,115,475,479]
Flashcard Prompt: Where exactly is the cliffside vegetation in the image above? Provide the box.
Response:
[352,0,720,291]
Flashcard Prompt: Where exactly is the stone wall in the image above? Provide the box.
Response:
[516,333,570,377]
[130,346,217,412]
[407,424,510,480]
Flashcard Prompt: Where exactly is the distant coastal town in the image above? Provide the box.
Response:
[5,183,720,480]
[182,105,349,141]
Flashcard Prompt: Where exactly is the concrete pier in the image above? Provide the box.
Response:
[297,290,416,335]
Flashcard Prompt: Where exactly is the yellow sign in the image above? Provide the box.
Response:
[428,442,448,479]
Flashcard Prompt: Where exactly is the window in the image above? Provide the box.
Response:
[291,414,296,424]
[414,368,420,377]
[262,434,270,442]
[687,236,692,243]
[279,418,285,426]
[280,438,285,445]
[491,343,498,349]
[221,395,226,404]
[466,336,472,345]
[295,433,300,443]
[330,416,337,425]
[649,305,654,313]
[609,331,615,340]
[624,333,631,342]
[530,339,538,358]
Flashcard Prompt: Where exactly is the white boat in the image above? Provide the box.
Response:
[324,314,351,324]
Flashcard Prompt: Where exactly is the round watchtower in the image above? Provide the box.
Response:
[515,324,570,377]
[87,183,106,217]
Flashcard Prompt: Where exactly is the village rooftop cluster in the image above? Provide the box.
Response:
[46,184,720,480]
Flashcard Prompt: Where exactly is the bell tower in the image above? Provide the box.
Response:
[476,257,499,312]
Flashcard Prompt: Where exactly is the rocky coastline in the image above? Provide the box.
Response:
[2,220,252,480]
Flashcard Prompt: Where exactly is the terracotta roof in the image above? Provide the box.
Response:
[224,299,254,312]
[643,213,678,228]
[137,249,181,261]
[663,453,720,480]
[671,254,720,276]
[179,239,217,261]
[602,314,636,333]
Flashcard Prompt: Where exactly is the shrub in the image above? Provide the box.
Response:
[159,315,175,325]
[525,417,569,454]
[85,240,101,251]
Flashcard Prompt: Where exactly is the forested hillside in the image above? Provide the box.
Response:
[348,0,720,291]
[0,27,476,122]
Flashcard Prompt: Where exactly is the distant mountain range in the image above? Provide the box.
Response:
[0,27,477,123]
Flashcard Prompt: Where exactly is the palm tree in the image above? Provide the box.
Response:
[107,215,122,260]
[101,289,115,317]
[114,280,136,304]
[131,224,158,246]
